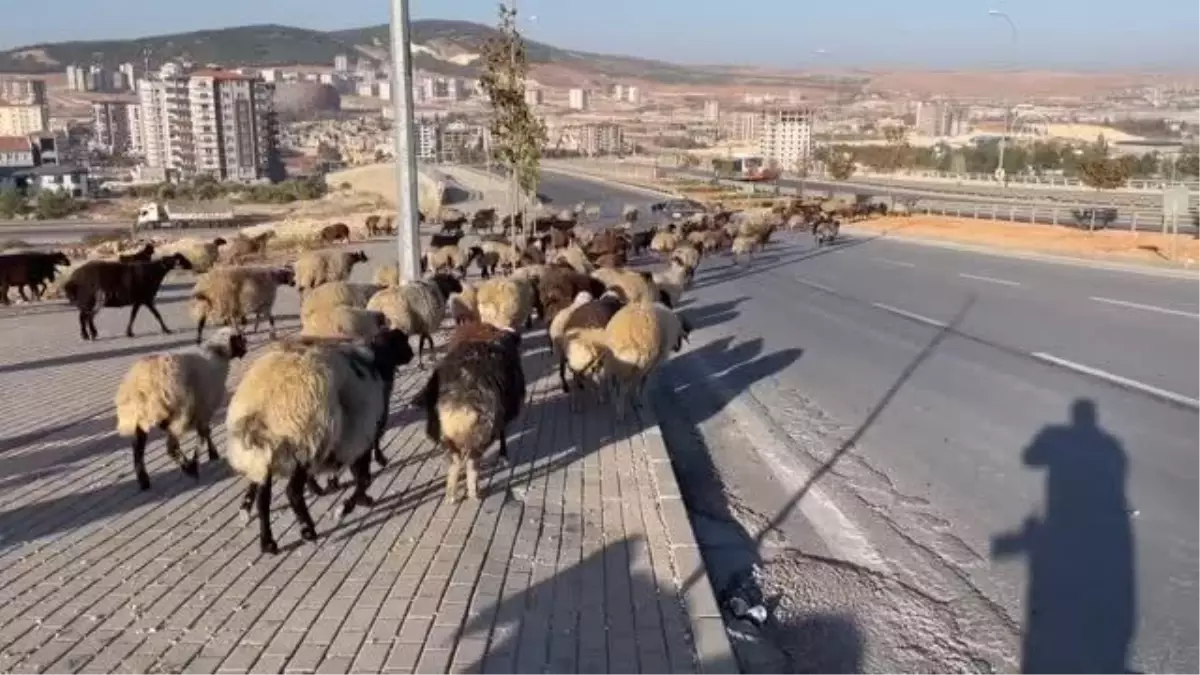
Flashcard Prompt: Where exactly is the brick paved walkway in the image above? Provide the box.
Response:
[0,244,735,674]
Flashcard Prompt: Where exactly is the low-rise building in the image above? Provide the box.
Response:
[0,103,49,136]
[568,88,589,111]
[579,122,624,156]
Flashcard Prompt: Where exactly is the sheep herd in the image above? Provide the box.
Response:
[5,195,807,558]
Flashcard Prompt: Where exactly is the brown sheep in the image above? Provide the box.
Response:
[319,223,351,245]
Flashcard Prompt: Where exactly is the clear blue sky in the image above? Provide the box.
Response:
[0,0,1196,70]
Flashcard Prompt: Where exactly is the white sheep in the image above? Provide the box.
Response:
[366,280,446,368]
[476,276,533,332]
[300,305,387,341]
[604,301,691,420]
[114,328,248,490]
[191,265,294,343]
[294,250,369,293]
[225,330,414,554]
[651,261,690,309]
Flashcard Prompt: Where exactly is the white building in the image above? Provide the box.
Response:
[611,84,625,100]
[568,88,589,111]
[334,54,350,72]
[524,88,544,106]
[625,86,641,105]
[91,97,138,154]
[580,122,624,156]
[416,118,438,161]
[758,108,812,170]
[119,63,137,88]
[0,78,46,105]
[137,63,279,182]
[377,81,392,101]
[703,100,720,122]
[259,68,279,83]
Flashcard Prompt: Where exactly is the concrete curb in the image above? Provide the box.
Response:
[636,399,740,674]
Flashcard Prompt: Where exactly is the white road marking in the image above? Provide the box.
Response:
[795,278,836,294]
[1032,352,1200,409]
[874,258,916,268]
[1089,296,1200,319]
[871,302,948,328]
[959,272,1021,287]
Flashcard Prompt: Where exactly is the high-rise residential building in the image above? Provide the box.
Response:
[88,65,111,92]
[119,63,137,88]
[415,117,439,161]
[568,88,589,111]
[0,78,47,105]
[758,108,812,170]
[914,101,967,138]
[65,65,88,91]
[137,63,279,182]
[524,88,544,106]
[91,96,138,154]
[625,86,641,105]
[0,103,49,136]
[703,100,721,122]
[126,102,145,156]
[722,110,764,142]
[611,84,625,100]
[334,54,350,72]
[579,122,624,156]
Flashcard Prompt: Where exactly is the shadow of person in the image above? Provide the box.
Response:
[992,398,1136,674]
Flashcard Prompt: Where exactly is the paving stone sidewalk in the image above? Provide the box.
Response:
[0,242,735,674]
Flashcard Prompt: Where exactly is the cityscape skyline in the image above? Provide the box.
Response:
[0,0,1196,71]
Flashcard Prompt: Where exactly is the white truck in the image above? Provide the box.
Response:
[134,201,236,230]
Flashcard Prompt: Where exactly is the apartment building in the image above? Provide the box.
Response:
[91,96,138,154]
[722,110,764,142]
[625,86,641,105]
[137,63,280,182]
[524,88,544,106]
[0,78,47,105]
[0,103,49,136]
[914,101,968,138]
[703,100,721,122]
[758,108,812,169]
[579,122,624,156]
[568,88,589,111]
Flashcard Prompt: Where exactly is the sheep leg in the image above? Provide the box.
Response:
[444,453,462,504]
[305,475,326,497]
[199,426,219,462]
[338,453,375,520]
[131,428,151,490]
[166,432,199,478]
[256,475,280,555]
[194,315,206,345]
[77,310,92,341]
[286,469,318,543]
[145,301,172,335]
[125,303,142,337]
[373,378,395,468]
[240,483,257,523]
[16,286,29,302]
[465,456,480,501]
[265,313,278,340]
[558,358,569,394]
[497,435,509,465]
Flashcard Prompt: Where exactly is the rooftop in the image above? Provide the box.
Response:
[0,136,31,153]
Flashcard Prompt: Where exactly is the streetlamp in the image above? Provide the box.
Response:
[389,0,422,282]
[989,9,1018,187]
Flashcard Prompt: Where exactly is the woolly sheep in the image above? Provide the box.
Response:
[300,280,378,320]
[448,282,478,325]
[671,244,701,272]
[191,266,294,343]
[294,250,369,293]
[730,235,762,265]
[558,292,625,409]
[414,329,525,503]
[115,328,248,490]
[64,254,193,341]
[366,277,452,368]
[301,305,387,341]
[651,262,690,309]
[552,244,592,275]
[604,301,691,420]
[475,276,532,332]
[649,230,681,254]
[537,265,605,327]
[424,246,467,275]
[591,266,661,306]
[160,237,226,273]
[226,329,414,554]
[372,263,400,288]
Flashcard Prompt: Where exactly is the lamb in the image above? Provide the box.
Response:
[556,291,626,407]
[114,328,248,490]
[537,264,606,327]
[591,266,662,306]
[423,246,467,276]
[117,243,156,263]
[162,237,226,273]
[318,223,351,245]
[225,329,414,554]
[63,253,194,340]
[604,302,692,420]
[414,328,525,503]
[365,273,461,367]
[0,251,71,303]
[651,261,691,309]
[224,231,275,262]
[191,265,295,343]
[475,276,533,332]
[294,250,369,293]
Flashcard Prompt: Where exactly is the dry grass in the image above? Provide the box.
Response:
[326,163,445,216]
[852,216,1200,267]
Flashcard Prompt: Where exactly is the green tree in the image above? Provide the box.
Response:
[0,187,26,219]
[1078,156,1129,190]
[827,152,856,181]
[34,190,80,220]
[1175,147,1199,177]
[479,3,547,220]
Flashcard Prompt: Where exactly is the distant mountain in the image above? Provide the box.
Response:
[0,20,844,87]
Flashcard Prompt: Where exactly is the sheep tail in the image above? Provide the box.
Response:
[226,413,281,484]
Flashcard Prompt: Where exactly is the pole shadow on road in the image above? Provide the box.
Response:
[992,398,1136,674]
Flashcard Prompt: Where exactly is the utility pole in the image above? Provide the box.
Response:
[989,9,1018,188]
[389,0,422,281]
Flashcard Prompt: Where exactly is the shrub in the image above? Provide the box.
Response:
[81,229,129,247]
[34,190,82,220]
[0,187,27,219]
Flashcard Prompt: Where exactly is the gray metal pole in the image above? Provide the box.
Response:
[389,0,422,282]
[989,10,1018,187]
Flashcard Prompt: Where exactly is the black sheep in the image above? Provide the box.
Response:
[0,251,71,303]
[430,231,463,249]
[63,253,193,340]
[118,243,156,263]
[415,329,525,502]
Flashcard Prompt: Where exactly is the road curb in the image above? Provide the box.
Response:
[636,399,740,674]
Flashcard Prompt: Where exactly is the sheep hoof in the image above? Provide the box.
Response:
[162,328,173,335]
[259,538,280,555]
[136,475,151,491]
[182,460,200,479]
[444,494,460,506]
[299,526,318,542]
[359,494,376,508]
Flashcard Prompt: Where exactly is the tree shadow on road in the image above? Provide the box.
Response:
[992,398,1136,674]
[0,335,197,375]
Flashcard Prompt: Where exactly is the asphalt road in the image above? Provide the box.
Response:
[0,219,244,247]
[539,170,1200,672]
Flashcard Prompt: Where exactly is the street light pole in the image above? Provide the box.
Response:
[989,9,1017,188]
[389,0,422,282]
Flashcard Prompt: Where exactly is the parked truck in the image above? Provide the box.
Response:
[134,201,237,230]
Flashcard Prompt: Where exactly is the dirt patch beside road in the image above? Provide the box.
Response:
[851,216,1199,269]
